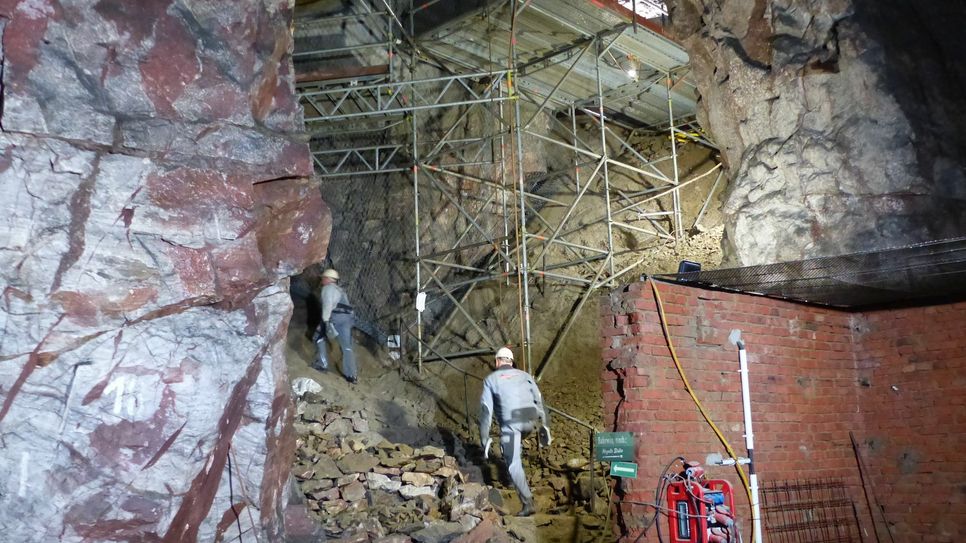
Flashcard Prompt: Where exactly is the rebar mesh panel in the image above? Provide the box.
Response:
[761,478,863,543]
[654,237,966,309]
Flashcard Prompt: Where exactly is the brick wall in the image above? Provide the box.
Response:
[599,279,966,541]
[854,302,966,542]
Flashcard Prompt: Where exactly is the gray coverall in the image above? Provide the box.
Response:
[316,283,356,380]
[479,366,546,501]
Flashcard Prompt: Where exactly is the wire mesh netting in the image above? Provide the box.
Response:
[654,237,966,309]
[760,478,863,543]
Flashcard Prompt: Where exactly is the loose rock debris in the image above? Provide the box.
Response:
[293,387,523,542]
[291,383,612,542]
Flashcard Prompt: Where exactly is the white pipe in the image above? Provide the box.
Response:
[734,333,763,543]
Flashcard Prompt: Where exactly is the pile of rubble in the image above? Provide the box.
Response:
[291,381,535,542]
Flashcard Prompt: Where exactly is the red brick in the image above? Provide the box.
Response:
[601,285,966,542]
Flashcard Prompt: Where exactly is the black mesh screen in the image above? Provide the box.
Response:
[654,237,966,309]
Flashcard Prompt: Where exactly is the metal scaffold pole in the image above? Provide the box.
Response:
[410,3,423,373]
[294,0,707,372]
[571,103,581,192]
[667,71,683,241]
[513,96,533,374]
[510,0,533,374]
[594,35,616,284]
[500,87,512,282]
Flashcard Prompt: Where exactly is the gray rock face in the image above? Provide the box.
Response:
[400,485,436,499]
[666,0,966,264]
[411,521,466,543]
[312,456,343,479]
[342,481,368,502]
[368,472,403,493]
[0,1,329,541]
[402,471,436,487]
[338,452,382,474]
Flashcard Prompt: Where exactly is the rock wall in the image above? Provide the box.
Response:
[0,1,329,541]
[665,0,966,265]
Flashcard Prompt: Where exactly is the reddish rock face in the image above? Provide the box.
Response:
[0,1,327,541]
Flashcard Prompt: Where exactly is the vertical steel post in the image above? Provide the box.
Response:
[410,2,423,372]
[510,0,533,373]
[571,103,580,192]
[514,94,534,376]
[500,86,511,283]
[667,72,683,242]
[387,7,394,80]
[463,373,470,434]
[590,428,596,514]
[595,38,616,284]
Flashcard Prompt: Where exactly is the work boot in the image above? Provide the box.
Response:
[517,496,535,517]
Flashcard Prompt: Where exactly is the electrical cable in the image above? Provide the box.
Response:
[632,456,683,543]
[621,498,709,519]
[649,279,755,542]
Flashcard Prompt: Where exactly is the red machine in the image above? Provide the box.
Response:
[666,462,737,543]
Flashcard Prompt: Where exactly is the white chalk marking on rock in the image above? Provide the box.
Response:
[104,376,128,416]
[127,394,138,418]
[18,452,29,497]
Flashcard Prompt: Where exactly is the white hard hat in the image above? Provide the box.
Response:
[495,347,514,361]
[322,268,339,280]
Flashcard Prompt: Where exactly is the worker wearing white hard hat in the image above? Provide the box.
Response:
[479,346,551,517]
[313,268,358,383]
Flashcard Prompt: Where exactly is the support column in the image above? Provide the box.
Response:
[410,3,423,372]
[667,72,683,242]
[595,38,616,284]
[510,0,533,373]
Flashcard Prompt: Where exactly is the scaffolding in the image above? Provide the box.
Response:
[296,0,720,377]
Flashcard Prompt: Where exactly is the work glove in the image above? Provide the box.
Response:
[482,438,493,460]
[311,325,323,343]
[326,320,338,338]
[538,425,552,447]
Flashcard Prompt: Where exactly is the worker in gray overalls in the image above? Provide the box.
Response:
[479,347,551,517]
[313,268,357,383]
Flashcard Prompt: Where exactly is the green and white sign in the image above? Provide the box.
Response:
[594,432,635,462]
[609,461,639,479]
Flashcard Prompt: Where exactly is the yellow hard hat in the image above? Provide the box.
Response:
[322,268,339,281]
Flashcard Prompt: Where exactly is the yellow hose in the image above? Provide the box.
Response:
[649,279,755,541]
